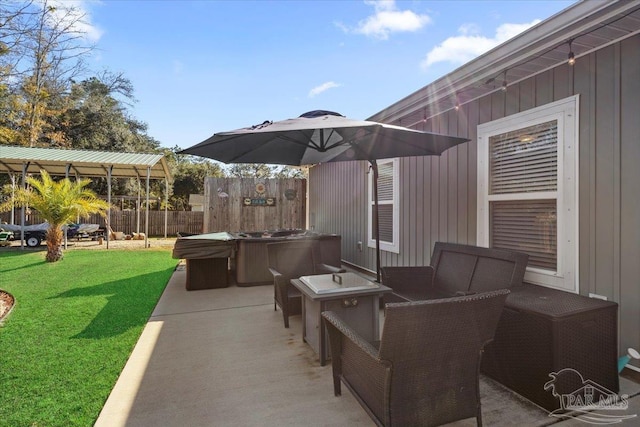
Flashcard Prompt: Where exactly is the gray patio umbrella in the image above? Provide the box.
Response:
[181,110,469,281]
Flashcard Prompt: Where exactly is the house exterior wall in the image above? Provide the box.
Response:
[309,34,640,358]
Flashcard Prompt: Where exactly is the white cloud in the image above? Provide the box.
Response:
[420,19,541,69]
[308,81,341,98]
[41,0,104,42]
[338,0,431,40]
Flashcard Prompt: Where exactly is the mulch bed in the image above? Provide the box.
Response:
[0,290,14,322]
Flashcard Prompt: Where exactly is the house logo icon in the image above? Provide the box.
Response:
[544,368,637,424]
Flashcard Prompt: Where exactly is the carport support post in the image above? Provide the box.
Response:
[145,166,150,248]
[9,174,16,225]
[64,164,71,250]
[107,166,112,249]
[136,178,141,234]
[20,162,29,250]
[164,177,168,238]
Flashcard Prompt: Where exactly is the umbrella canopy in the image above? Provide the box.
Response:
[181,110,469,281]
[181,110,468,165]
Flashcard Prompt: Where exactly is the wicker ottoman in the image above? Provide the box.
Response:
[481,283,619,411]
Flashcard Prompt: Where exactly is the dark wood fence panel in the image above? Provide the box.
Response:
[0,210,204,237]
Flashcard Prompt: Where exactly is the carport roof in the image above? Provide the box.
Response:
[0,146,171,180]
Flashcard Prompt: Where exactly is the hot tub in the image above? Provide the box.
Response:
[233,231,341,287]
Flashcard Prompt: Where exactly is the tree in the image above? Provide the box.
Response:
[227,163,307,180]
[61,76,159,153]
[0,170,110,262]
[273,166,307,179]
[164,148,224,210]
[0,0,94,147]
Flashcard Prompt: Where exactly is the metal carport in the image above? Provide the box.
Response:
[0,145,172,249]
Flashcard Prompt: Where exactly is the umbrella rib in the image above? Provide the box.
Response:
[279,132,345,152]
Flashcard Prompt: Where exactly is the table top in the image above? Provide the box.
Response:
[291,272,391,301]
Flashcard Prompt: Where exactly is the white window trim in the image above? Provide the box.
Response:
[368,158,400,254]
[477,95,579,293]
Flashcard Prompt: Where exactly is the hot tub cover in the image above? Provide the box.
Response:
[172,232,236,259]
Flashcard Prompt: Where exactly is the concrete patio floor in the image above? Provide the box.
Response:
[95,264,640,427]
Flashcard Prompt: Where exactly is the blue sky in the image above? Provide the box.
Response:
[67,0,576,149]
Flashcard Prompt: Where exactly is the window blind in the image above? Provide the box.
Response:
[376,162,394,201]
[490,120,558,194]
[490,199,557,270]
[373,204,394,243]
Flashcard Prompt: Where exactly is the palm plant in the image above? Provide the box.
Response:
[0,170,110,262]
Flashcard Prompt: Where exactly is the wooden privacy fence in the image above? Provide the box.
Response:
[0,211,204,237]
[204,178,306,233]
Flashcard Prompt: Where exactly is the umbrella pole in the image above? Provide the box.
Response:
[371,160,381,282]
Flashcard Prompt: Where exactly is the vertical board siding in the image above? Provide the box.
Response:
[594,45,616,299]
[553,64,573,101]
[466,100,479,244]
[457,112,469,246]
[536,70,553,106]
[574,51,597,296]
[619,35,640,356]
[309,34,640,358]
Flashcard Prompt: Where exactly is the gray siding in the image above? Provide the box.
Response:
[309,34,640,355]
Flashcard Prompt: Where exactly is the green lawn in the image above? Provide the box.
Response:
[0,249,178,427]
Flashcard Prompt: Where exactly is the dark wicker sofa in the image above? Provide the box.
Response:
[381,242,529,303]
[380,242,619,412]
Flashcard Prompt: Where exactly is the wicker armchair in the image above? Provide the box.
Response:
[322,289,510,427]
[381,242,528,303]
[267,240,344,328]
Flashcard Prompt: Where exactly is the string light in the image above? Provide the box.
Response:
[401,8,638,121]
[568,39,576,66]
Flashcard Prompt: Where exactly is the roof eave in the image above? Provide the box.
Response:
[369,0,638,123]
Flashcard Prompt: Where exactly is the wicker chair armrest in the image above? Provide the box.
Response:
[322,311,380,360]
[380,266,434,292]
[268,268,282,279]
[273,274,291,302]
[315,263,347,274]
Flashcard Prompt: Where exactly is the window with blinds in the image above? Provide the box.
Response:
[477,95,578,292]
[371,160,394,244]
[369,158,399,253]
[489,120,558,271]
